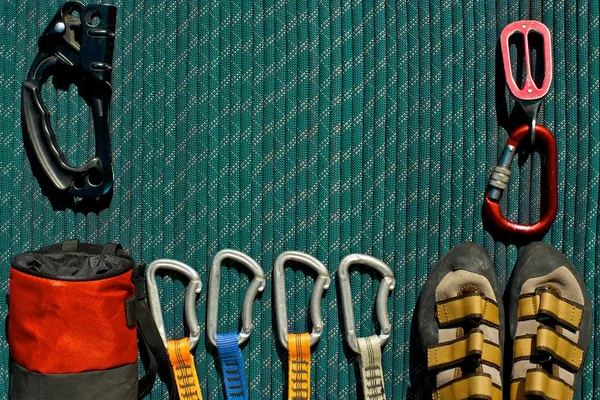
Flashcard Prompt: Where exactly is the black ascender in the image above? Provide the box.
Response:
[22,2,116,199]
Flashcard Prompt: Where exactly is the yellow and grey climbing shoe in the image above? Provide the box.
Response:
[418,243,503,400]
[505,242,591,400]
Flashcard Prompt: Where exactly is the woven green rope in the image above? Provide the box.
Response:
[0,1,598,399]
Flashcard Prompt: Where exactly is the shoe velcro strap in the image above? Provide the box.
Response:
[510,369,574,400]
[436,293,500,328]
[433,373,501,400]
[518,291,583,331]
[513,335,535,361]
[427,330,501,370]
[513,326,584,371]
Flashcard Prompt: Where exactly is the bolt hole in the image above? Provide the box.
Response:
[73,177,85,190]
[85,10,101,27]
[87,169,103,187]
[64,3,81,19]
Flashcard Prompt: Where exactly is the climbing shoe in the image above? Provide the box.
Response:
[418,243,503,400]
[505,242,591,400]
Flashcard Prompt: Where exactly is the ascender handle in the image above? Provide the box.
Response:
[21,2,116,198]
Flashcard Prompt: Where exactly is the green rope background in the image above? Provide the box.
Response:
[0,1,598,398]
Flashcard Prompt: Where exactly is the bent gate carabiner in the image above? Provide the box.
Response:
[338,254,395,400]
[206,249,265,348]
[146,259,204,399]
[274,251,330,350]
[22,1,116,198]
[146,259,202,350]
[338,254,395,354]
[274,251,330,400]
[206,249,265,400]
[484,124,558,238]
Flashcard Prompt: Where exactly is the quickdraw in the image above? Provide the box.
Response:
[338,254,395,400]
[22,1,116,199]
[273,251,330,400]
[206,250,265,400]
[146,259,204,400]
[484,20,557,240]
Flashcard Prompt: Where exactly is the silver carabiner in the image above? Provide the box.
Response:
[146,259,202,350]
[274,251,330,350]
[337,254,395,354]
[206,249,266,348]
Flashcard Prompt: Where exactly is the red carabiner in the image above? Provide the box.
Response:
[484,124,557,239]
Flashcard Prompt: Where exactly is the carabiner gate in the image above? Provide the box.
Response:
[146,259,202,350]
[273,251,330,350]
[206,249,266,348]
[484,124,558,238]
[22,1,116,199]
[337,254,395,354]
